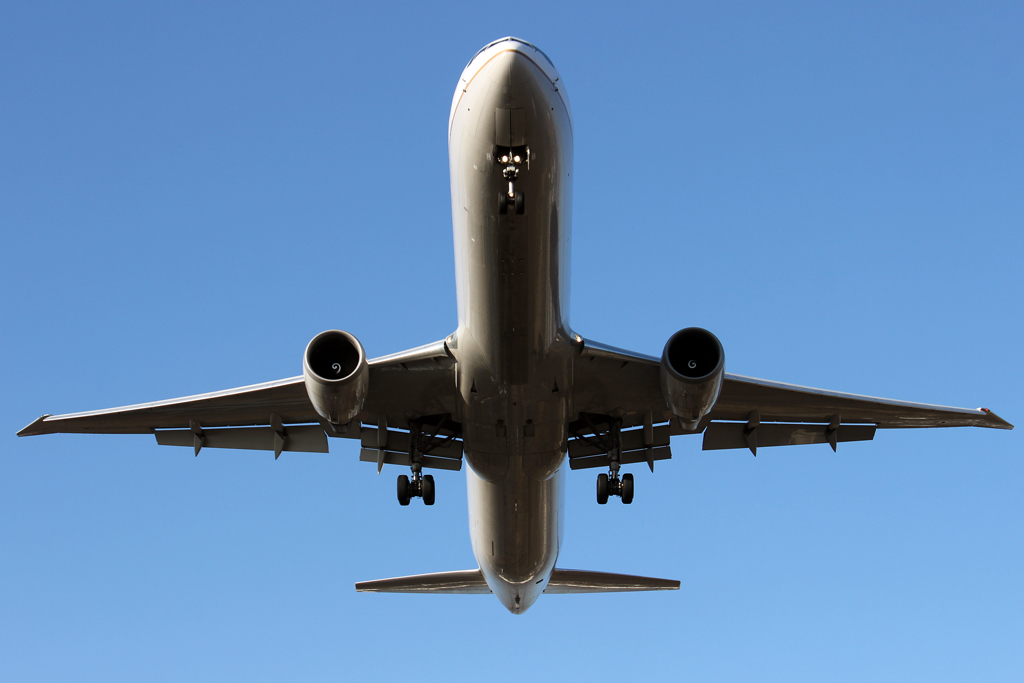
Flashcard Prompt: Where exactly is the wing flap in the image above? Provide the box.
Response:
[358,449,463,471]
[702,422,876,452]
[568,423,672,458]
[154,425,329,454]
[568,446,672,471]
[359,425,463,459]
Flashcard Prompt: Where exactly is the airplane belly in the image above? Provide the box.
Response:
[448,46,575,379]
[448,43,575,613]
[467,456,565,613]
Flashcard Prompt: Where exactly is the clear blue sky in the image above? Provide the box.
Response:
[2,2,1021,681]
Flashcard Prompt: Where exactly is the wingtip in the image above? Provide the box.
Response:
[980,408,1013,430]
[17,415,52,437]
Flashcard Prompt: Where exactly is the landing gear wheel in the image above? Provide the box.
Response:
[596,473,609,505]
[422,474,435,506]
[621,473,634,504]
[514,191,525,215]
[499,192,509,215]
[397,474,410,506]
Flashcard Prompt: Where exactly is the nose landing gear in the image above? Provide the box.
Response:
[496,145,527,215]
[499,190,525,216]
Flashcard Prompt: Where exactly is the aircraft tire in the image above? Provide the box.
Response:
[499,192,508,215]
[514,191,525,215]
[597,473,609,505]
[621,473,634,504]
[422,474,435,506]
[397,475,411,506]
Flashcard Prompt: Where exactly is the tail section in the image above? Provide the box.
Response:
[354,567,678,595]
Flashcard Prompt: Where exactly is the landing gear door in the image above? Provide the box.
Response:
[495,108,526,147]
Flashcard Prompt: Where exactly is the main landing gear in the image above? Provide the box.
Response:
[572,413,636,505]
[596,470,634,505]
[397,471,435,506]
[393,415,458,506]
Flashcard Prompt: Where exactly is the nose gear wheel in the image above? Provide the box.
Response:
[499,191,525,215]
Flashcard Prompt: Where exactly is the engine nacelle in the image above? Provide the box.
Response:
[660,327,725,431]
[303,330,369,426]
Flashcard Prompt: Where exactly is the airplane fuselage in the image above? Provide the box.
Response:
[447,39,575,613]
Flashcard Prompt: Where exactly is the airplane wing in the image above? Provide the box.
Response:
[570,337,1011,466]
[18,340,463,469]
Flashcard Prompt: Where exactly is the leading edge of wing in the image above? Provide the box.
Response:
[716,373,1013,430]
[367,338,450,366]
[17,376,313,436]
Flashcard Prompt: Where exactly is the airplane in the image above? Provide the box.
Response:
[18,37,1012,614]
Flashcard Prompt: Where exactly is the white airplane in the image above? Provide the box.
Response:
[19,37,1012,614]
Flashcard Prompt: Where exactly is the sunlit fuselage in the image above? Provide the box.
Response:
[447,38,574,613]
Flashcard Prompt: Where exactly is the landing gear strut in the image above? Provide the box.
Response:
[572,413,636,505]
[397,469,435,506]
[394,415,456,507]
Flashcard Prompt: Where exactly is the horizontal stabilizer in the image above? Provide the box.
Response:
[545,568,679,593]
[355,569,491,594]
[354,568,679,595]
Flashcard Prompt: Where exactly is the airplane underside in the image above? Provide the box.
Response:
[17,37,1012,615]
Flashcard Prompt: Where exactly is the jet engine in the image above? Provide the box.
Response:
[660,327,725,431]
[303,329,369,426]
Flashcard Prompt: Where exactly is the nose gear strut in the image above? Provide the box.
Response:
[496,145,527,215]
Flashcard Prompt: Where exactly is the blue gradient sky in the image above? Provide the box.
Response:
[2,2,1021,681]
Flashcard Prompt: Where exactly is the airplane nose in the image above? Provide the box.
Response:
[450,38,571,136]
[475,49,550,108]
